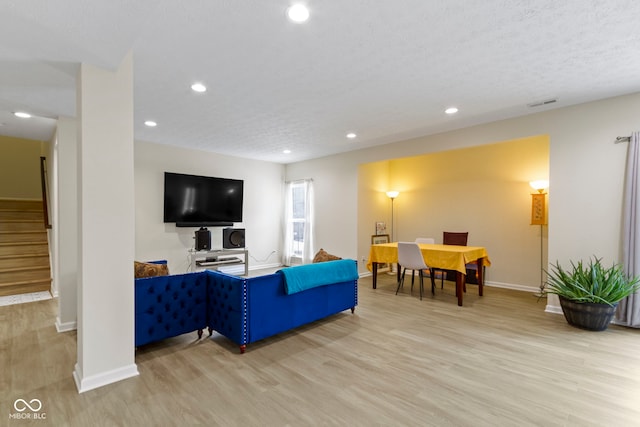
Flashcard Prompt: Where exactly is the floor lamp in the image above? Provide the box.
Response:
[386,191,399,242]
[530,180,548,296]
[386,190,399,275]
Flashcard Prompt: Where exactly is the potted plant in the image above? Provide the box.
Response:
[544,257,640,331]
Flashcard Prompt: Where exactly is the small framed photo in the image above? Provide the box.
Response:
[371,234,390,272]
[371,234,390,245]
[375,221,387,235]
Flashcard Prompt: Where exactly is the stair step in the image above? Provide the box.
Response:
[0,255,50,269]
[0,199,43,210]
[0,266,51,283]
[0,220,45,232]
[0,243,49,257]
[0,265,50,274]
[0,231,48,244]
[0,211,44,221]
[0,279,51,297]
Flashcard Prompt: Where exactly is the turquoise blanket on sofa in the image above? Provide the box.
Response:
[278,259,358,295]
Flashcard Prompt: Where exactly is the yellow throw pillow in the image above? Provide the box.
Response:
[134,261,169,278]
[312,249,342,263]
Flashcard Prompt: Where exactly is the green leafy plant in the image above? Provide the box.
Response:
[544,257,640,306]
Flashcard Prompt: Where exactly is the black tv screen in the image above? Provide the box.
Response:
[163,172,243,227]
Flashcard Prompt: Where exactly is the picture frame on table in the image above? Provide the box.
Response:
[371,234,390,245]
[371,234,390,272]
[375,221,387,235]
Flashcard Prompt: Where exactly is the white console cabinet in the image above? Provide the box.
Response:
[188,248,248,276]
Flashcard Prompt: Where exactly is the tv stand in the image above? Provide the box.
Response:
[189,248,248,276]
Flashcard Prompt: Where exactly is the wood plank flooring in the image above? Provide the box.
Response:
[2,273,640,426]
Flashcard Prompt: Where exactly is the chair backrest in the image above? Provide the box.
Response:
[398,242,428,269]
[443,231,468,246]
[415,237,435,244]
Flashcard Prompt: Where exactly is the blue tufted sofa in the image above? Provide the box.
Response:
[206,260,358,353]
[135,268,209,347]
[135,260,358,352]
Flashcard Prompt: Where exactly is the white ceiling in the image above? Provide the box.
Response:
[1,1,640,163]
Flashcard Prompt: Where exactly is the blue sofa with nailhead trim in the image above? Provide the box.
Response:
[205,260,358,353]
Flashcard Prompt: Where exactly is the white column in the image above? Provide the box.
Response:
[55,117,79,332]
[73,52,138,392]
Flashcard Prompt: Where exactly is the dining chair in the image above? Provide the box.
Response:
[415,237,446,284]
[440,232,483,285]
[429,231,469,291]
[396,242,434,300]
[414,237,435,244]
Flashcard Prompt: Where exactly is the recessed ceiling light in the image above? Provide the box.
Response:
[287,4,309,22]
[445,107,458,115]
[191,83,207,93]
[346,133,357,139]
[144,120,157,127]
[283,149,291,154]
[14,111,31,118]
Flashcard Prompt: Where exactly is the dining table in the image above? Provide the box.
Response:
[366,242,491,306]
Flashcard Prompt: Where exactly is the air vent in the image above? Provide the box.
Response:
[527,98,558,108]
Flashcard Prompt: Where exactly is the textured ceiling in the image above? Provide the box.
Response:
[1,1,640,163]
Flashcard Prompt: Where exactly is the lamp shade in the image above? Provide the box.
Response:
[529,180,549,192]
[386,190,399,199]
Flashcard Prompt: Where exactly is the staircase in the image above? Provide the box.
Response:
[0,199,51,297]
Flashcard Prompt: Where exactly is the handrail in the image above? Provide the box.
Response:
[40,156,52,229]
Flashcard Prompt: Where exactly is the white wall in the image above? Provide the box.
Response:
[134,140,285,273]
[53,116,78,332]
[286,92,640,311]
[74,54,137,392]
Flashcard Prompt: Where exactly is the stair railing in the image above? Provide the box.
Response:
[40,156,52,229]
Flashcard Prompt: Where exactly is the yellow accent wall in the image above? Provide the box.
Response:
[0,135,46,199]
[359,135,549,287]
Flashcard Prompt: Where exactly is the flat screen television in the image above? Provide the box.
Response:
[163,172,244,227]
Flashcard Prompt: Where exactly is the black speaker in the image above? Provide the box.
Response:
[195,227,211,251]
[223,228,245,248]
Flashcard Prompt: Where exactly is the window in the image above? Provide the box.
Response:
[283,179,314,265]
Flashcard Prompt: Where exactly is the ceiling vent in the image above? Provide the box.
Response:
[527,98,558,108]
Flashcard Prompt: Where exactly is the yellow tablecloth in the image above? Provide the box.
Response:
[366,242,491,273]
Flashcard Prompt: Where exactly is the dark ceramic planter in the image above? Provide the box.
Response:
[558,296,618,331]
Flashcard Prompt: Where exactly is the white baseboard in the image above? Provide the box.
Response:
[55,316,77,332]
[545,304,563,314]
[359,271,542,294]
[73,362,139,393]
[484,280,539,293]
[249,262,281,271]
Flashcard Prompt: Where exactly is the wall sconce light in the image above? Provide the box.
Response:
[386,191,399,242]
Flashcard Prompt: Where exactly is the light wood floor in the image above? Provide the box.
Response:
[2,273,640,426]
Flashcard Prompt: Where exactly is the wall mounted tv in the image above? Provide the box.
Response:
[163,172,244,227]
